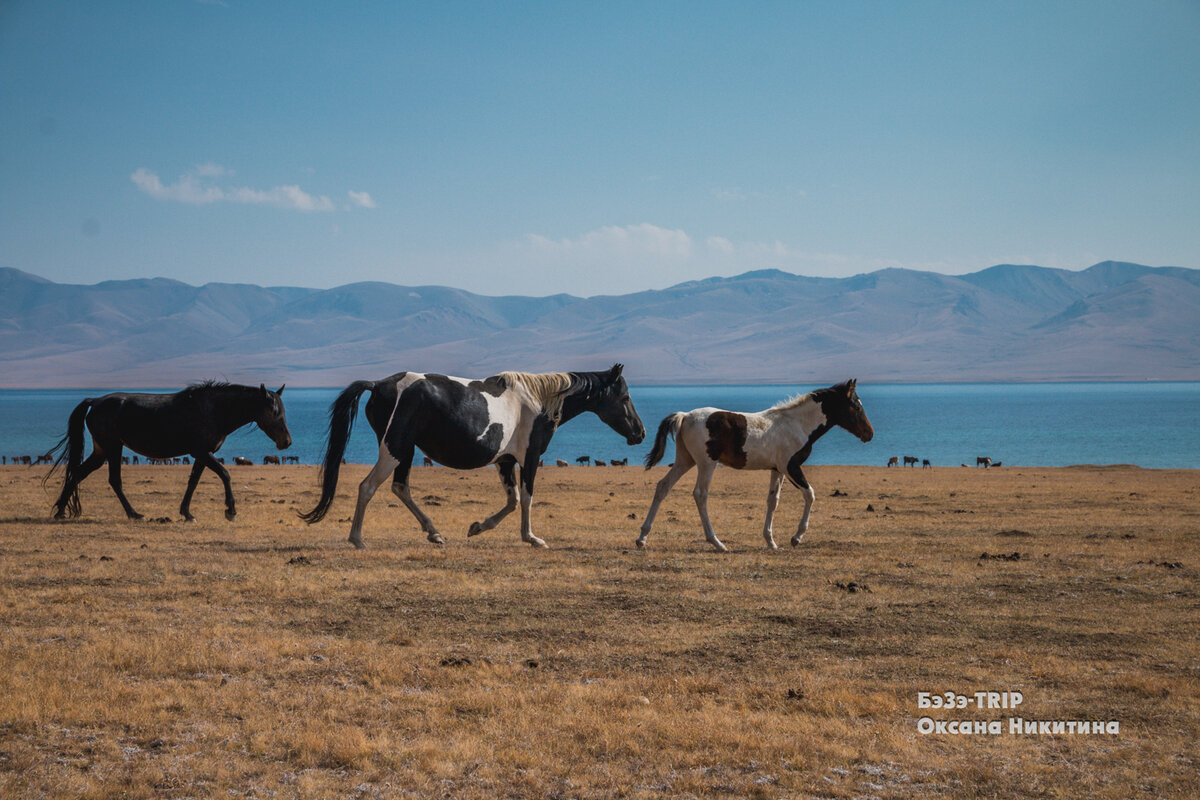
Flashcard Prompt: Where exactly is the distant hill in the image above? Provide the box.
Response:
[1,261,1196,387]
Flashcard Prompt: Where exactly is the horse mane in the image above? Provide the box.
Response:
[768,391,815,413]
[496,371,572,422]
[180,380,230,397]
[180,380,262,402]
[767,380,854,413]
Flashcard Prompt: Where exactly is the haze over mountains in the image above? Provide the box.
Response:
[1,262,1196,388]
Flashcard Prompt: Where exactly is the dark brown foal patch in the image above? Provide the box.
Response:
[705,411,749,468]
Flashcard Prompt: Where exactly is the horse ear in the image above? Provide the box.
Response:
[259,383,267,396]
[608,363,624,382]
[276,384,285,395]
[846,378,857,392]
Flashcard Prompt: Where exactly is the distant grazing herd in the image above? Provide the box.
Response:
[2,451,747,468]
[885,455,1001,468]
[9,452,1000,468]
[13,369,996,550]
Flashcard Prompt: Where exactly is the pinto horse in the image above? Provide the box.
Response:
[300,365,645,548]
[638,379,873,552]
[49,382,291,521]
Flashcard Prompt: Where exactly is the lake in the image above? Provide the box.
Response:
[2,383,1197,469]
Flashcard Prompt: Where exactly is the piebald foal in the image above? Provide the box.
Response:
[638,380,873,551]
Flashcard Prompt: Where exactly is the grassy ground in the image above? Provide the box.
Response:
[1,463,1197,799]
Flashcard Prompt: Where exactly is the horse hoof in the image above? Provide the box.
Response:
[182,515,195,523]
[428,533,445,544]
[467,522,483,537]
[349,538,366,550]
[791,537,803,547]
[527,538,548,549]
[225,511,236,522]
[711,542,728,553]
[130,513,144,521]
[634,538,646,549]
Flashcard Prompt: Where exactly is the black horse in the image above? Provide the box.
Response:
[300,365,645,548]
[49,382,291,521]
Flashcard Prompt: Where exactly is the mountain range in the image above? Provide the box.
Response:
[1,261,1196,387]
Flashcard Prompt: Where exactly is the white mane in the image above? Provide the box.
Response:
[496,371,572,422]
[766,391,815,413]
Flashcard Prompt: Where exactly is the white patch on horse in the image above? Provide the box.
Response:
[380,372,425,443]
[743,402,827,470]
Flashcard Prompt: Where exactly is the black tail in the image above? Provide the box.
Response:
[299,380,375,524]
[644,412,683,469]
[47,399,92,518]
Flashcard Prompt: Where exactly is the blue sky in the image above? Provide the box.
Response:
[2,1,1197,297]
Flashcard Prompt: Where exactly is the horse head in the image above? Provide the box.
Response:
[823,379,874,443]
[257,384,293,450]
[592,364,646,446]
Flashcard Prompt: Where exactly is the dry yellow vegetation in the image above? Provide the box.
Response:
[1,463,1198,798]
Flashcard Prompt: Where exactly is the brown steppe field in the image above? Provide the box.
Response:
[1,462,1197,799]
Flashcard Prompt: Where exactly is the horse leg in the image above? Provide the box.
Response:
[106,450,142,520]
[467,457,517,538]
[193,453,237,521]
[786,462,816,547]
[692,461,726,552]
[53,450,106,519]
[179,460,205,521]
[215,458,237,520]
[636,446,695,548]
[761,469,784,549]
[517,459,546,548]
[348,444,400,549]
[388,448,444,544]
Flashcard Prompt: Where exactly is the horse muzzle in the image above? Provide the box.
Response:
[627,421,646,446]
[857,423,874,443]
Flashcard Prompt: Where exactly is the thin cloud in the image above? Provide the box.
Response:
[526,223,693,259]
[711,186,806,201]
[520,225,898,280]
[706,236,735,254]
[131,164,337,212]
[475,224,911,295]
[348,190,377,209]
[131,166,224,205]
[711,188,748,201]
[227,184,334,212]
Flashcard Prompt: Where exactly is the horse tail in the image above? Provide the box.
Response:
[299,380,375,524]
[47,398,93,518]
[644,412,685,469]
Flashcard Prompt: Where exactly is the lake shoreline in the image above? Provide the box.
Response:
[4,382,1199,469]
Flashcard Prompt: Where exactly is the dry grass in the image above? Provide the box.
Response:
[1,462,1198,798]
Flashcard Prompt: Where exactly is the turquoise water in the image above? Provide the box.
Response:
[2,383,1197,469]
